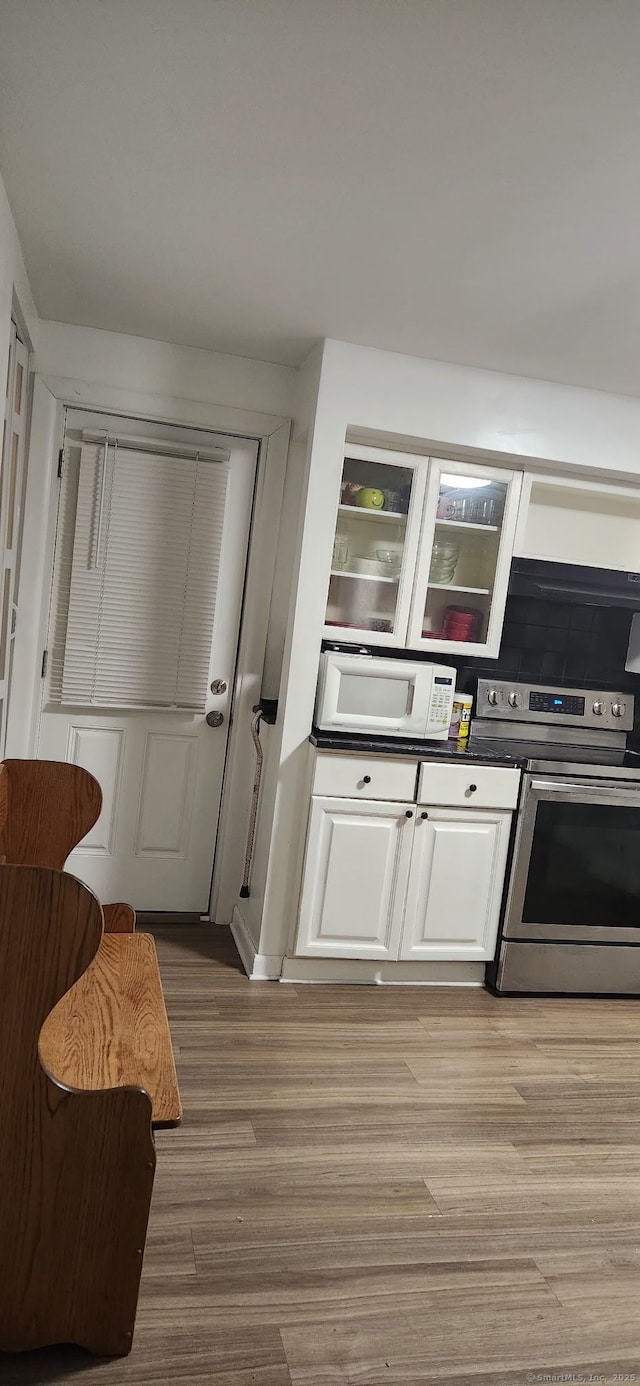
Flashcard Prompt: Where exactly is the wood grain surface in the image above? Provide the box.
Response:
[40,932,182,1127]
[3,924,640,1382]
[0,865,155,1359]
[0,759,102,867]
[103,901,137,933]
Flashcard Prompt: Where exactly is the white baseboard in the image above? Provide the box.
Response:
[231,908,283,980]
[279,956,485,985]
[230,916,486,986]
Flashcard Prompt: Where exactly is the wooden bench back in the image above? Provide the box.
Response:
[0,864,154,1355]
[0,759,102,869]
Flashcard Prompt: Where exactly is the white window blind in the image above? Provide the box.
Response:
[61,438,229,709]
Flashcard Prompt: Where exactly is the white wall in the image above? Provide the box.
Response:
[36,320,295,425]
[231,344,323,967]
[254,337,640,966]
[0,170,38,387]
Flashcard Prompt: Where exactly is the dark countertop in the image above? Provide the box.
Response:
[310,729,526,766]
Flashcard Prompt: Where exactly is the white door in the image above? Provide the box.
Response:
[400,807,512,960]
[296,796,414,959]
[38,409,258,913]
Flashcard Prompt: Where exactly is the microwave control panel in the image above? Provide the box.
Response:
[428,674,456,727]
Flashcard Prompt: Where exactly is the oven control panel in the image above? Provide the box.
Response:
[529,691,585,716]
[477,680,634,732]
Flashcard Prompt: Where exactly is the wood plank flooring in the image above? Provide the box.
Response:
[4,925,640,1383]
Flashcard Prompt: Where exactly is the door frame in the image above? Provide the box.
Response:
[11,370,291,920]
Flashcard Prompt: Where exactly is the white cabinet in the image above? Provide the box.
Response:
[313,752,417,802]
[324,444,427,647]
[514,472,640,572]
[399,808,513,961]
[296,796,415,959]
[324,446,522,657]
[295,755,518,965]
[417,761,520,810]
[407,458,522,658]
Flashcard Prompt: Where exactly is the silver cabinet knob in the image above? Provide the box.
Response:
[487,689,499,706]
[508,692,521,708]
[612,702,626,718]
[206,710,224,727]
[210,679,227,695]
[592,700,604,715]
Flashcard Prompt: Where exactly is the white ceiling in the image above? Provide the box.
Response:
[1,0,640,394]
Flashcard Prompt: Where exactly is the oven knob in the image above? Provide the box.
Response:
[612,702,626,718]
[508,692,521,708]
[592,699,604,715]
[487,688,500,706]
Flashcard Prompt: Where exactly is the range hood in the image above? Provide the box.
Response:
[509,558,640,609]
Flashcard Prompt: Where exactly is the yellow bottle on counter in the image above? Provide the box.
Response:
[449,693,473,740]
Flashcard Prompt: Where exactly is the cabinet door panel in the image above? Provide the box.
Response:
[323,444,427,647]
[296,797,414,959]
[400,808,512,960]
[407,459,522,657]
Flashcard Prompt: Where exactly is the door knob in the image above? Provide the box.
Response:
[210,679,227,695]
[206,710,224,727]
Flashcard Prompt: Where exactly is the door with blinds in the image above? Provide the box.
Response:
[38,410,259,912]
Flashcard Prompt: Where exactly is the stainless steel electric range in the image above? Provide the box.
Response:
[472,678,640,995]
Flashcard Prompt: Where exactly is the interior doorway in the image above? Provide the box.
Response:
[37,408,259,913]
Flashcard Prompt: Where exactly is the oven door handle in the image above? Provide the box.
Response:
[529,777,640,806]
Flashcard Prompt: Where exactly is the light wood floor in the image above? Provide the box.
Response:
[4,925,640,1384]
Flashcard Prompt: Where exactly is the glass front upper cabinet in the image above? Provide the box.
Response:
[407,459,522,657]
[323,445,427,647]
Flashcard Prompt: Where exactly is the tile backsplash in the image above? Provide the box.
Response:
[459,594,640,695]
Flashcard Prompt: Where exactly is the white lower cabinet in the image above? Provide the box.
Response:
[296,796,415,959]
[296,779,514,964]
[399,807,513,961]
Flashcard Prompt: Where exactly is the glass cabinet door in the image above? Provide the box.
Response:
[408,459,522,657]
[323,445,426,646]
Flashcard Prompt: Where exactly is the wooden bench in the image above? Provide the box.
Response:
[0,758,135,934]
[0,865,156,1356]
[0,760,182,1355]
[0,756,181,1127]
[40,930,182,1127]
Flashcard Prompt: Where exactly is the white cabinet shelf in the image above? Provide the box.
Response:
[427,582,491,595]
[338,504,407,523]
[330,569,399,585]
[435,518,500,534]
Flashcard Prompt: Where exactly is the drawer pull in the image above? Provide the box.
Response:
[468,783,478,793]
[420,810,429,820]
[362,775,371,784]
[405,809,414,819]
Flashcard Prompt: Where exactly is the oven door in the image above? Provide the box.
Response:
[503,774,640,944]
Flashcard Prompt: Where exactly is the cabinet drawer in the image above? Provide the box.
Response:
[418,762,520,810]
[313,753,418,801]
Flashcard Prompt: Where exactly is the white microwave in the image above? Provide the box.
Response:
[315,651,457,741]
